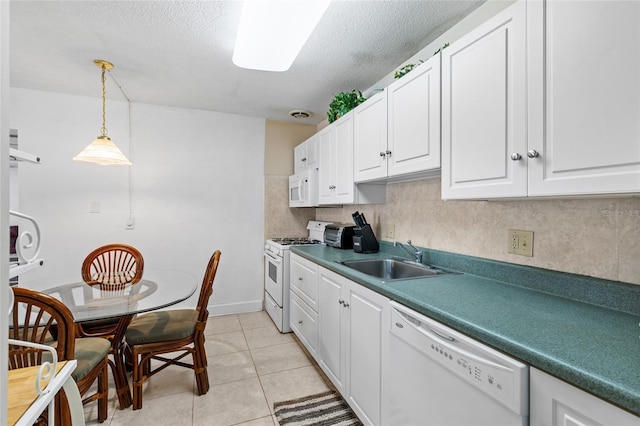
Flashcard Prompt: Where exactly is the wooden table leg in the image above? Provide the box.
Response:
[110,315,133,409]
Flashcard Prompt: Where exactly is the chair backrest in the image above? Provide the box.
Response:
[8,287,76,370]
[196,250,221,324]
[82,243,144,289]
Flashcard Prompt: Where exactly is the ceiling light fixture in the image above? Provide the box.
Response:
[233,0,331,72]
[73,59,132,166]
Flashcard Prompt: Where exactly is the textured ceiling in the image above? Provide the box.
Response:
[10,0,484,125]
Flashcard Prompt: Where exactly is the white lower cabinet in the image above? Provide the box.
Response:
[289,291,319,358]
[530,368,638,426]
[289,253,320,358]
[317,267,389,426]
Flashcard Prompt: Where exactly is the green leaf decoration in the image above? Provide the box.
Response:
[327,90,367,123]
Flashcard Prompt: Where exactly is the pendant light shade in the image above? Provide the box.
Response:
[73,59,132,166]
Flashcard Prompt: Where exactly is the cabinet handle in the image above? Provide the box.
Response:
[343,302,350,308]
[301,157,307,162]
[510,153,522,161]
[527,150,539,158]
[338,299,344,305]
[329,185,336,190]
[379,152,386,157]
[298,320,303,325]
[385,150,392,156]
[298,277,303,281]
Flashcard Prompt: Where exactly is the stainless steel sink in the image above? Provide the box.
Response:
[338,258,457,281]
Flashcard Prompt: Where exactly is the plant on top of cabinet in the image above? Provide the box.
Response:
[327,90,366,123]
[394,61,423,79]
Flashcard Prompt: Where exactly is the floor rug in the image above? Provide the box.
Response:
[274,390,363,426]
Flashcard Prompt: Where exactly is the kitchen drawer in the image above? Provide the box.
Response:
[290,253,319,311]
[289,290,319,359]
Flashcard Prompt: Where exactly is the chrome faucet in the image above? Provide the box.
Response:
[395,240,423,263]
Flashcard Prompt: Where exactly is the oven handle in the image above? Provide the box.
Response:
[264,251,282,264]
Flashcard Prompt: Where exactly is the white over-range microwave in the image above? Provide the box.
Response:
[289,168,318,207]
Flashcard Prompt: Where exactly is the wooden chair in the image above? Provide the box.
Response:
[9,287,110,423]
[125,250,221,410]
[81,243,144,289]
[77,243,144,409]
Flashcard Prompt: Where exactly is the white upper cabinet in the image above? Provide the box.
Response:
[319,112,386,205]
[387,54,441,179]
[319,112,355,204]
[441,0,527,199]
[354,55,442,184]
[354,90,388,182]
[294,134,318,173]
[442,0,640,199]
[527,0,640,196]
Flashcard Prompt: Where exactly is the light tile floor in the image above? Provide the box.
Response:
[84,311,332,425]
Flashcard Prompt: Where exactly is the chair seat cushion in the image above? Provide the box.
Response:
[44,337,110,382]
[72,337,111,382]
[125,309,198,346]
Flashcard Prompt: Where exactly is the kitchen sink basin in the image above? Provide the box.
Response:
[338,258,458,282]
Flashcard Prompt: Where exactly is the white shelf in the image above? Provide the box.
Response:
[9,148,41,164]
[9,259,44,278]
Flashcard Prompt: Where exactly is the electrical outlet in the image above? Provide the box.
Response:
[381,223,395,241]
[507,229,533,257]
[125,216,135,230]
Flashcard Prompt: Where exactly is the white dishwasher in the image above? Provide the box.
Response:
[383,302,529,426]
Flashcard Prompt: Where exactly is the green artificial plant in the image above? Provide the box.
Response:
[327,90,366,123]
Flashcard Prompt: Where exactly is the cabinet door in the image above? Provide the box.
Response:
[289,253,319,311]
[333,112,356,203]
[354,91,388,183]
[318,268,346,393]
[441,1,527,199]
[289,291,319,359]
[293,141,307,174]
[305,134,318,169]
[527,0,640,196]
[530,368,638,426]
[345,282,389,426]
[318,125,335,204]
[387,55,441,178]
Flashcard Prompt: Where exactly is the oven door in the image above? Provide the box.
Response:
[264,250,283,306]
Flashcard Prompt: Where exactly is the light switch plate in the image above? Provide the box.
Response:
[507,229,534,257]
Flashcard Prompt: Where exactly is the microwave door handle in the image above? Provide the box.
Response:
[298,178,304,201]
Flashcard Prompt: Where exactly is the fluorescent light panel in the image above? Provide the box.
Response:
[233,0,330,72]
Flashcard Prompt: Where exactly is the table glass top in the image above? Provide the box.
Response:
[35,269,198,322]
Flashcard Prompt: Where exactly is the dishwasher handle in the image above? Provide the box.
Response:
[393,308,512,373]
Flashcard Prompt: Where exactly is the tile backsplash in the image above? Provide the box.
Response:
[315,178,640,285]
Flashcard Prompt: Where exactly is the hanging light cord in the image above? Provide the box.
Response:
[106,69,134,218]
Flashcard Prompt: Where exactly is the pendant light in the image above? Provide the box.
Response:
[73,59,132,166]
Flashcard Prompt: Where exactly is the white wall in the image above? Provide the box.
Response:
[1,1,9,422]
[10,88,266,314]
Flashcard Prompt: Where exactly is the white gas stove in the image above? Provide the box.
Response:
[264,221,332,332]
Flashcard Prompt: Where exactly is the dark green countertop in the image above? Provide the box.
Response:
[290,243,640,417]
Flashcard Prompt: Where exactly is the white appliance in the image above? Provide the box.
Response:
[264,221,332,332]
[383,301,529,426]
[289,168,318,207]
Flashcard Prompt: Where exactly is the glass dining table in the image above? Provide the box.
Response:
[28,269,198,410]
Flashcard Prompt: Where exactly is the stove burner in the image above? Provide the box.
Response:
[270,237,317,246]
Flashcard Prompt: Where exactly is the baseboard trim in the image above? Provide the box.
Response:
[208,299,263,316]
